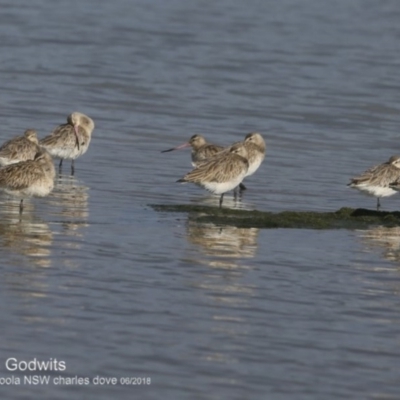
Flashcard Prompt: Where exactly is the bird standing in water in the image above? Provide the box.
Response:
[40,112,95,175]
[162,134,224,167]
[0,150,55,213]
[177,142,249,208]
[348,155,400,210]
[0,129,40,166]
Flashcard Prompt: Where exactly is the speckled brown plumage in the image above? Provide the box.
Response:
[0,150,55,213]
[162,134,224,167]
[177,143,249,207]
[187,135,224,166]
[349,155,400,210]
[240,133,266,177]
[0,129,40,166]
[40,112,95,174]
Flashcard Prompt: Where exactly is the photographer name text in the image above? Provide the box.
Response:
[2,358,151,386]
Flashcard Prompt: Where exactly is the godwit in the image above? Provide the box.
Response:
[202,132,266,191]
[40,112,95,175]
[161,134,224,167]
[0,150,55,213]
[348,155,400,210]
[0,129,40,166]
[177,142,249,207]
[162,134,249,191]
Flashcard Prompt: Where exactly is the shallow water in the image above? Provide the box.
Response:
[0,0,400,399]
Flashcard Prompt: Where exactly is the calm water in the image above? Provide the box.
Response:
[0,0,400,399]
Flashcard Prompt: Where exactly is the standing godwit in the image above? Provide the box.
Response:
[0,129,40,166]
[348,155,400,210]
[40,112,95,175]
[162,134,224,167]
[201,132,266,191]
[177,142,249,207]
[0,150,55,213]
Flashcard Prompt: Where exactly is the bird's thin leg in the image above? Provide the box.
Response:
[219,194,224,208]
[19,199,24,214]
[71,160,75,176]
[377,198,381,211]
[234,188,238,201]
[59,158,63,173]
[239,182,247,191]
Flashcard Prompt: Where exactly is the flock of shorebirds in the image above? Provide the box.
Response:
[162,133,400,211]
[1,111,400,213]
[0,112,94,213]
[162,132,266,207]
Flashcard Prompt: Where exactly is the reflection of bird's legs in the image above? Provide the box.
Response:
[234,188,238,202]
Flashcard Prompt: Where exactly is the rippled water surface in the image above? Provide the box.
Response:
[1,0,400,399]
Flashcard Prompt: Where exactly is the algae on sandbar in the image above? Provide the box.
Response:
[150,205,400,229]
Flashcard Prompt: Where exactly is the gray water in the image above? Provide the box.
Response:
[0,0,400,399]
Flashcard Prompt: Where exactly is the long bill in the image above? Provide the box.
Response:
[161,142,191,153]
[73,125,81,150]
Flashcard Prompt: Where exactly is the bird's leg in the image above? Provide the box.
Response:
[19,199,24,214]
[59,159,63,173]
[377,198,381,211]
[239,183,247,191]
[71,160,75,176]
[234,188,238,201]
[219,194,224,208]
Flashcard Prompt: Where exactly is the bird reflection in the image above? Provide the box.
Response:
[0,200,53,268]
[358,226,400,263]
[48,173,89,239]
[184,215,259,364]
[0,174,90,309]
[0,173,89,269]
[185,214,259,298]
[186,215,259,266]
[189,193,254,210]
